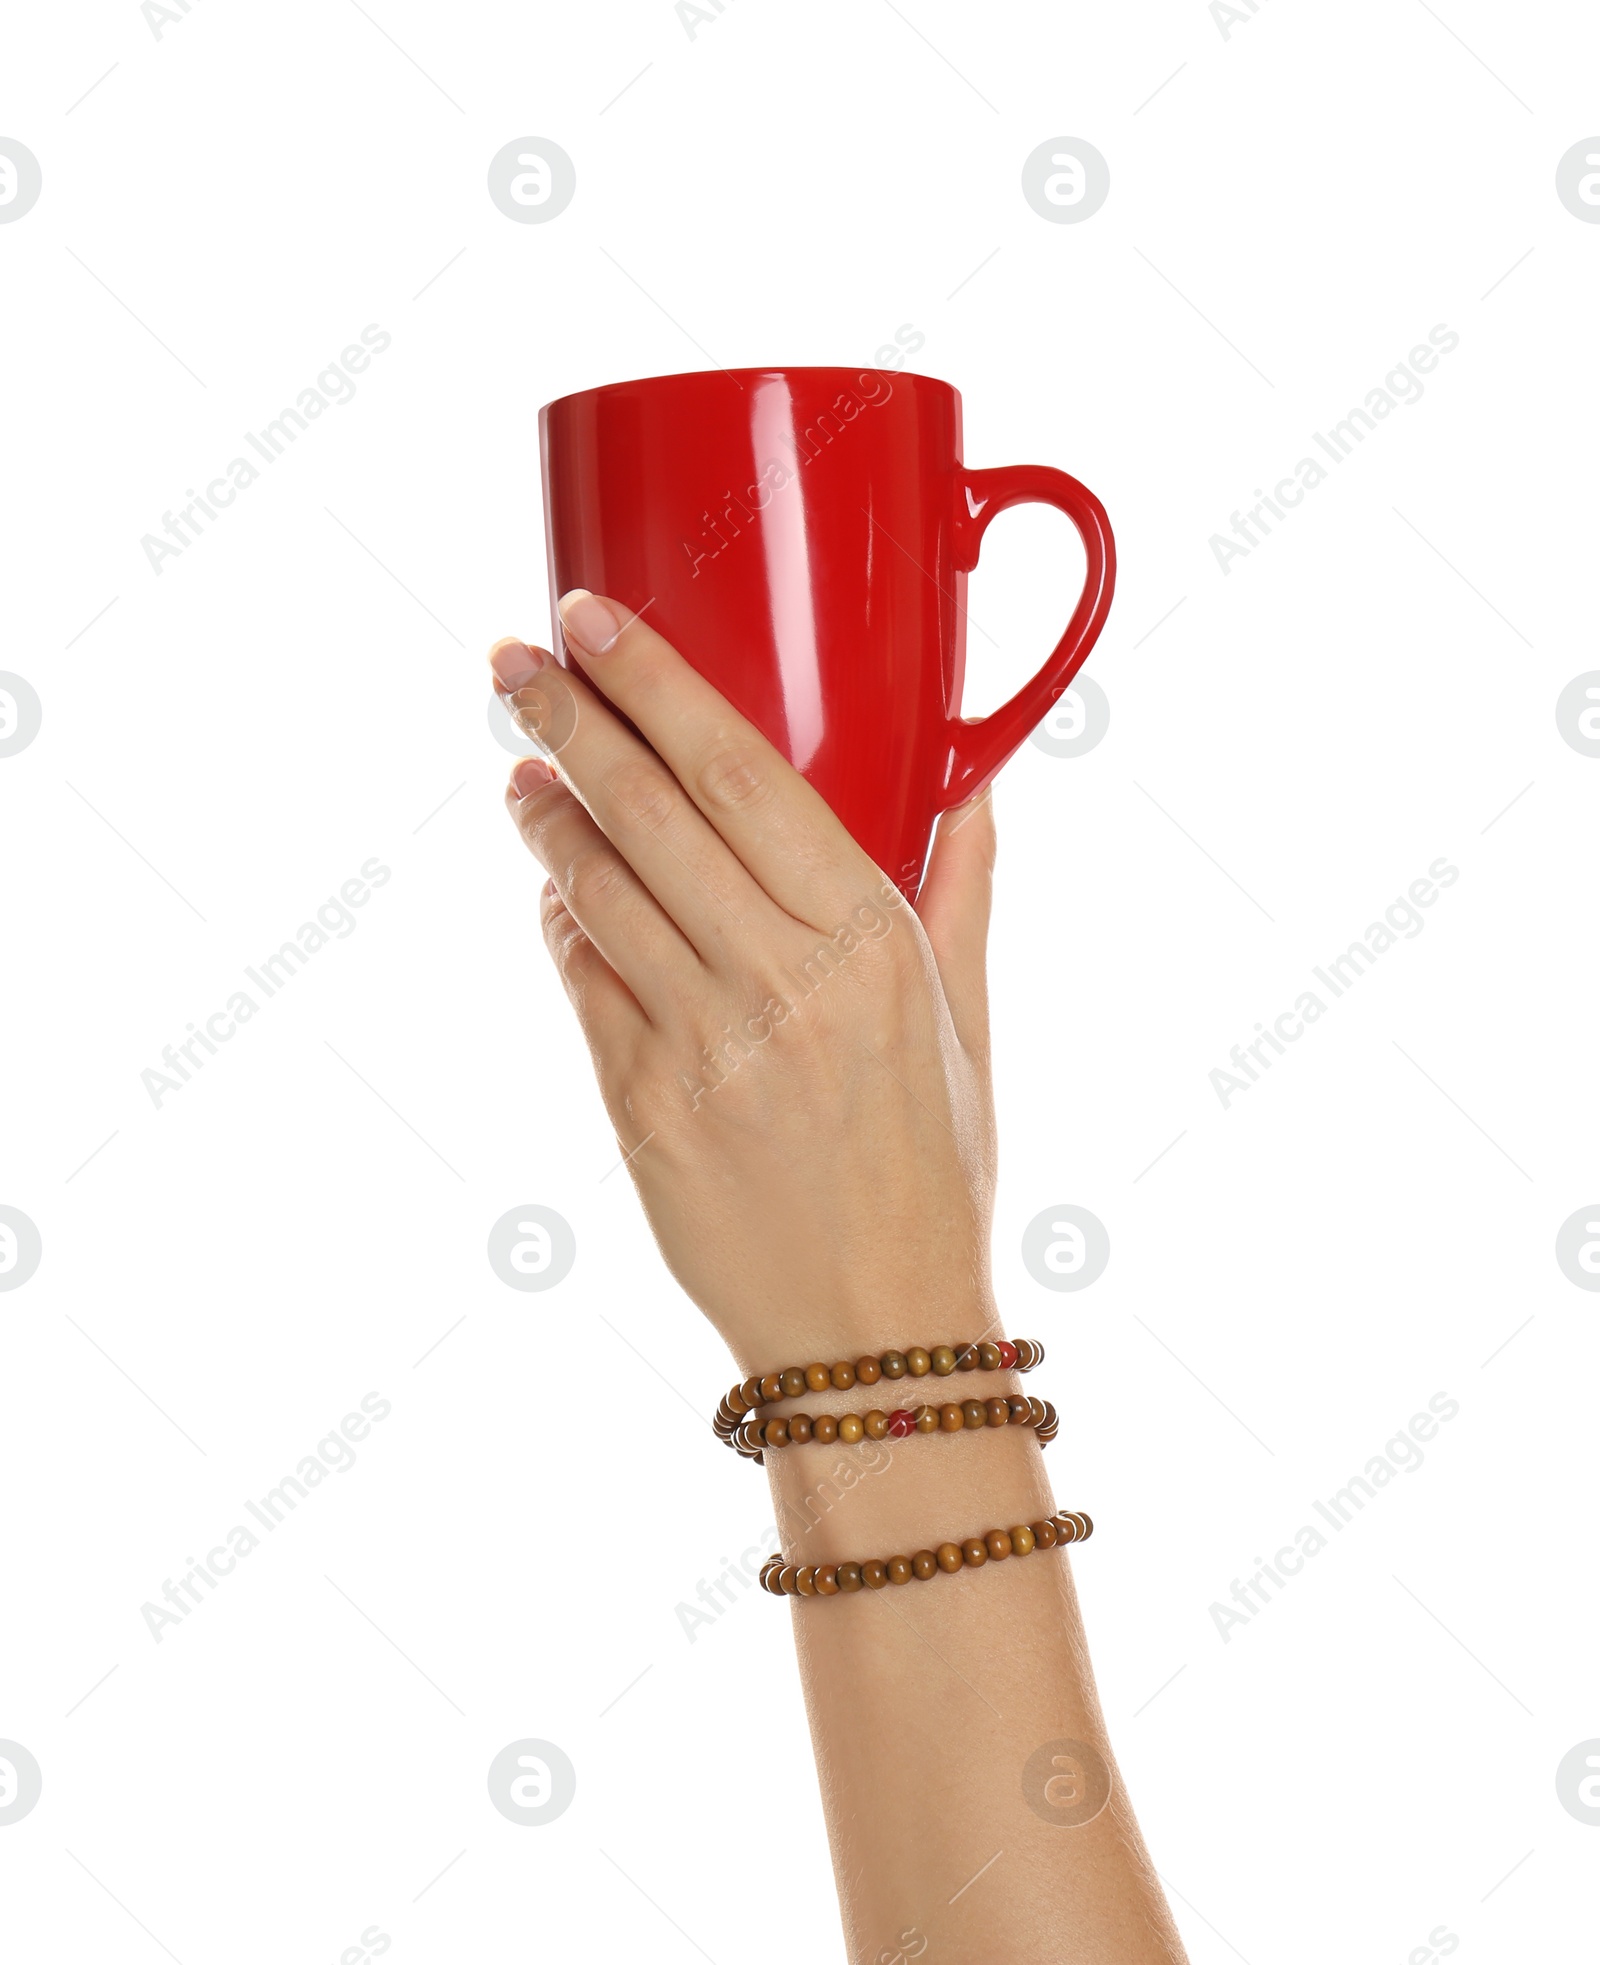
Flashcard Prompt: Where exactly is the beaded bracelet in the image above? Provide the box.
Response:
[715,1337,1045,1458]
[731,1393,1058,1462]
[759,1511,1093,1596]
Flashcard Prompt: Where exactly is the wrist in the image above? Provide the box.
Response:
[720,1288,1002,1382]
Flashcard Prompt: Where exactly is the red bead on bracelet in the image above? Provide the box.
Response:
[714,1338,1046,1462]
[731,1393,1059,1461]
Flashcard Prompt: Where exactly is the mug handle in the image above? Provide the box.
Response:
[941,464,1116,806]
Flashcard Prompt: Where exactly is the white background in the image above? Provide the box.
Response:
[3,1,1597,1960]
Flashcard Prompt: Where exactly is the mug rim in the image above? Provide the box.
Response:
[540,365,959,418]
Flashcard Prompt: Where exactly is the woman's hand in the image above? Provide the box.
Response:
[491,590,1000,1371]
[492,594,1189,1965]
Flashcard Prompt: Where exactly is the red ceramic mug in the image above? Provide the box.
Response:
[539,365,1114,896]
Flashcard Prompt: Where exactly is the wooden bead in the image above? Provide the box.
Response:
[719,1339,1059,1507]
[756,1493,1091,1608]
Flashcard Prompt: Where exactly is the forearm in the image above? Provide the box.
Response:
[759,1370,1186,1964]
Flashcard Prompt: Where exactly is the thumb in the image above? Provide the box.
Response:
[914,789,996,1050]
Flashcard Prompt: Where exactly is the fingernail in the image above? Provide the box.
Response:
[558,589,624,655]
[543,877,558,899]
[511,756,555,799]
[490,638,545,691]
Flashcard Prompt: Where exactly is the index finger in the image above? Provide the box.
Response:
[556,589,877,927]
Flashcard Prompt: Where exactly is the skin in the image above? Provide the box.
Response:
[492,590,1188,1965]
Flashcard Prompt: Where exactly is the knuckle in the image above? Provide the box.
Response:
[566,853,632,917]
[542,915,606,1013]
[782,900,919,999]
[541,909,585,969]
[696,743,772,814]
[603,758,677,834]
